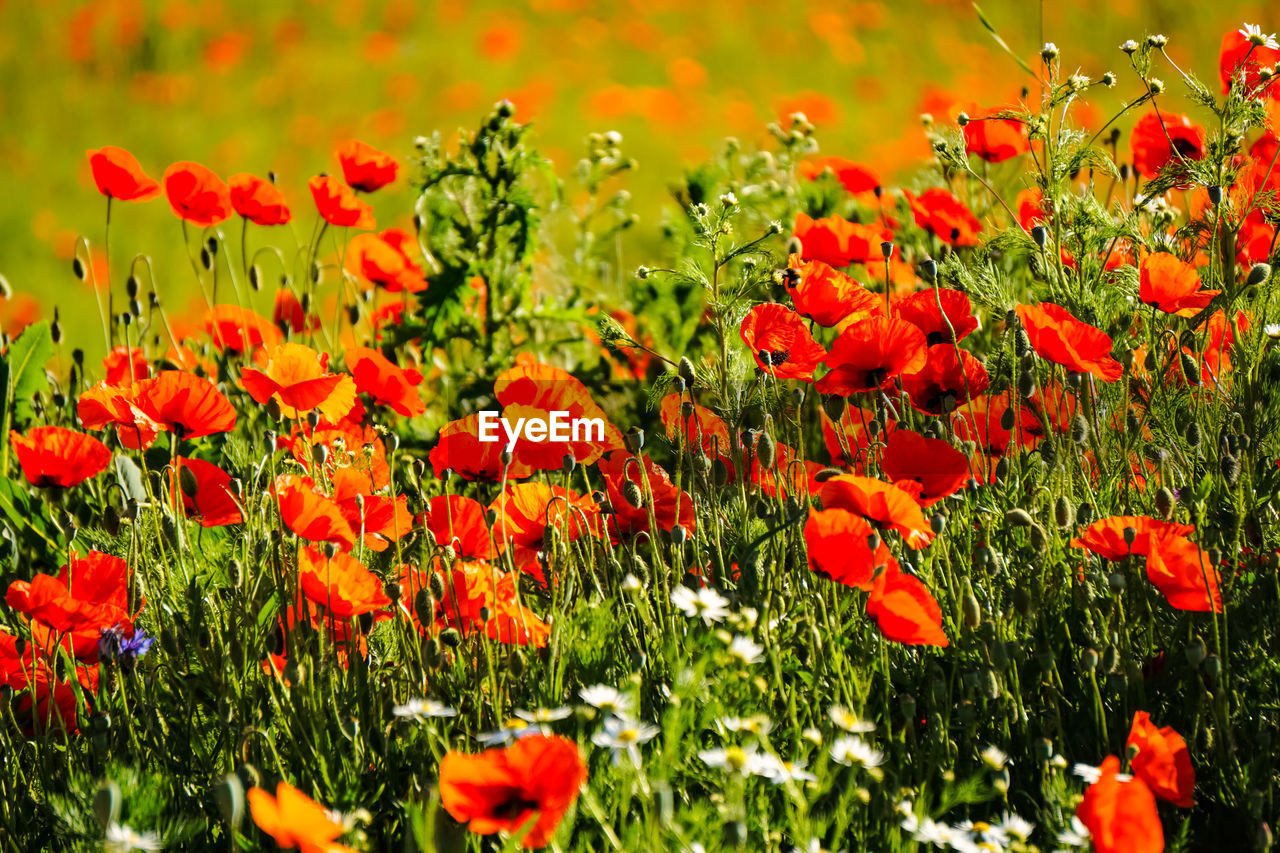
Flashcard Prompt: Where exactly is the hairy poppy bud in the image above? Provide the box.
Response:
[1070,414,1089,444]
[1155,487,1175,520]
[179,465,199,498]
[1077,501,1094,526]
[1030,225,1047,247]
[755,432,776,469]
[439,628,462,648]
[1054,496,1074,529]
[961,580,981,628]
[429,571,447,601]
[1029,522,1049,553]
[1180,351,1200,384]
[622,479,644,508]
[1247,263,1272,287]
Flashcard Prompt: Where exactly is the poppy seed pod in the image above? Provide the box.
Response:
[621,479,644,508]
[919,257,938,282]
[1030,225,1047,247]
[625,427,644,452]
[1185,637,1207,667]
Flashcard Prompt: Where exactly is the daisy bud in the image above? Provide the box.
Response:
[1102,72,1117,87]
[1120,39,1138,54]
[1148,77,1166,94]
[1147,34,1167,48]
[1040,42,1059,61]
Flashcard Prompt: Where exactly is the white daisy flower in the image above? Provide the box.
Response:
[980,745,1010,770]
[829,735,883,768]
[761,756,817,786]
[1240,23,1280,50]
[579,684,634,716]
[1056,816,1092,848]
[718,714,773,737]
[998,812,1036,842]
[671,586,731,624]
[392,698,456,722]
[698,745,773,777]
[104,824,162,852]
[514,706,573,725]
[828,705,876,734]
[726,635,764,666]
[591,715,660,762]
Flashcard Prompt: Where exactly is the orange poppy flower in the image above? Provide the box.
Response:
[866,565,949,647]
[793,212,888,268]
[77,382,161,449]
[1,632,99,735]
[797,156,880,196]
[283,422,386,491]
[820,474,934,549]
[753,441,824,500]
[599,450,694,541]
[204,304,284,354]
[1077,756,1164,853]
[963,114,1029,163]
[820,404,895,469]
[174,456,242,527]
[1219,28,1280,95]
[880,429,970,506]
[345,346,424,417]
[346,230,427,293]
[1016,187,1047,230]
[330,468,412,553]
[739,303,828,381]
[895,288,977,344]
[6,549,134,661]
[1139,253,1219,316]
[1127,711,1195,807]
[493,362,624,471]
[242,342,354,419]
[804,507,896,590]
[247,780,357,853]
[134,370,236,439]
[1145,534,1223,612]
[87,146,160,201]
[902,344,989,416]
[430,413,533,481]
[297,546,391,619]
[274,475,357,550]
[1070,515,1194,561]
[438,734,586,849]
[308,175,375,229]
[399,559,551,647]
[229,173,291,226]
[489,483,599,584]
[1131,111,1205,180]
[816,315,927,396]
[423,495,495,559]
[785,254,880,328]
[1015,302,1123,381]
[659,394,730,458]
[102,346,149,387]
[337,139,398,192]
[9,426,111,488]
[162,161,232,226]
[903,188,981,247]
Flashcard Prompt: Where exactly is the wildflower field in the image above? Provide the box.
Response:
[5,3,1280,852]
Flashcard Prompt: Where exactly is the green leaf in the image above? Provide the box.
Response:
[4,319,53,426]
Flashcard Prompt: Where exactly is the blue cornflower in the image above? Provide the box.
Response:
[98,624,155,669]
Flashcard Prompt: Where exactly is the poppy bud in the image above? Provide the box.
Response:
[1082,648,1099,671]
[1108,570,1126,593]
[1154,487,1175,520]
[1247,263,1272,287]
[994,457,1010,481]
[1203,653,1222,681]
[507,649,526,677]
[1029,522,1049,553]
[1040,437,1057,467]
[1030,225,1047,248]
[439,628,462,648]
[1180,351,1200,384]
[1004,508,1033,528]
[1070,415,1089,444]
[961,580,981,628]
[712,458,729,486]
[1102,645,1119,673]
[919,258,938,282]
[930,513,947,535]
[1054,496,1074,529]
[103,505,121,537]
[213,774,245,830]
[755,432,776,469]
[179,465,199,498]
[999,406,1016,432]
[621,480,644,508]
[1016,369,1035,398]
[1221,454,1240,485]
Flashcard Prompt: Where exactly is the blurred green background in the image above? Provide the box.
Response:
[0,0,1272,356]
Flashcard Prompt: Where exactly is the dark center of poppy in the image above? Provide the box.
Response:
[762,349,790,366]
[1171,137,1200,159]
[864,367,887,388]
[492,796,540,820]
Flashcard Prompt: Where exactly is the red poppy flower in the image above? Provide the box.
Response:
[1127,711,1195,807]
[77,383,161,449]
[1016,187,1047,230]
[1077,756,1164,853]
[172,456,242,527]
[816,316,927,396]
[599,450,694,541]
[308,175,375,229]
[102,346,149,387]
[337,139,398,192]
[1131,111,1205,180]
[400,558,551,647]
[489,483,599,584]
[739,304,828,381]
[753,441,824,500]
[9,426,111,488]
[903,188,982,247]
[880,429,970,506]
[785,254,881,328]
[902,344,989,416]
[6,550,134,661]
[273,289,318,334]
[204,304,284,354]
[248,781,357,853]
[1070,515,1195,561]
[659,394,730,458]
[895,288,977,344]
[820,404,895,469]
[963,115,1029,163]
[1139,253,1219,316]
[242,342,354,419]
[283,421,386,491]
[439,734,586,849]
[346,230,428,293]
[423,495,495,560]
[274,475,357,550]
[952,395,1038,457]
[797,156,880,195]
[1,632,99,735]
[87,146,160,201]
[345,346,424,417]
[793,212,889,267]
[1146,534,1223,613]
[1015,302,1123,381]
[229,173,291,226]
[297,545,391,618]
[431,413,534,481]
[804,507,896,590]
[330,468,412,553]
[866,565,949,647]
[133,370,236,439]
[493,362,624,471]
[1219,28,1280,96]
[820,474,934,549]
[163,161,232,227]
